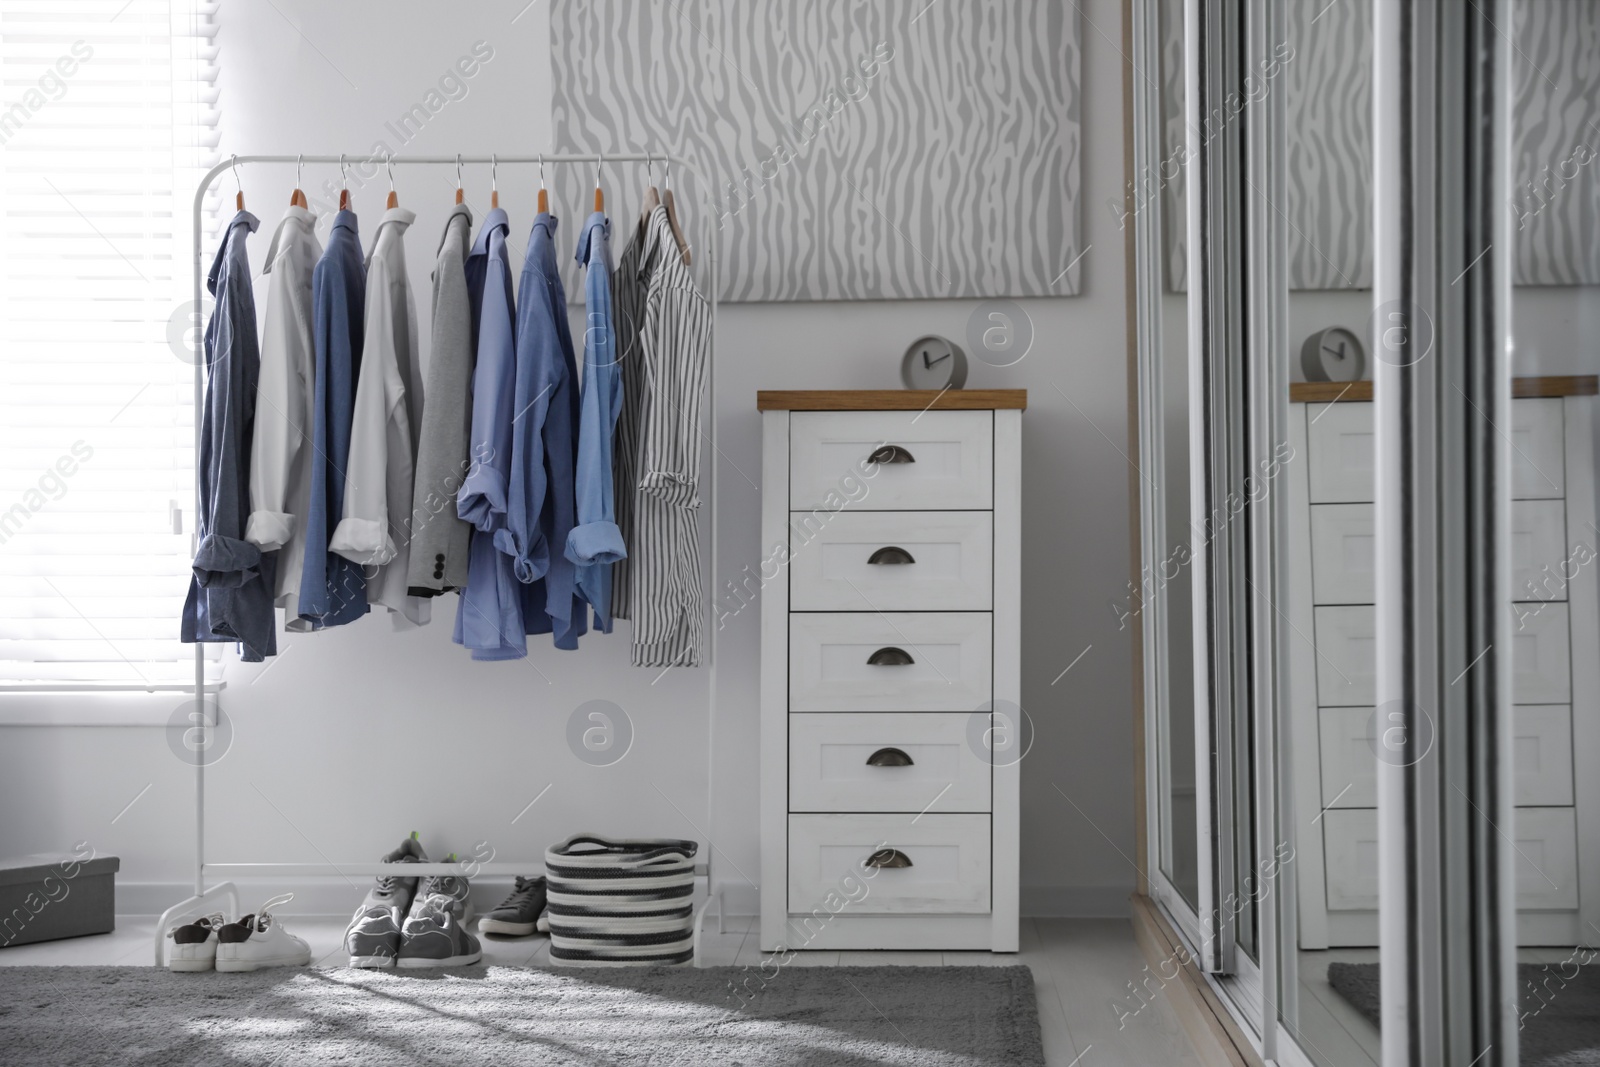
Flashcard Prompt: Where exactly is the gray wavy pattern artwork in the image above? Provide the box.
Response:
[1511,0,1600,286]
[550,1,1082,303]
[1160,0,1597,292]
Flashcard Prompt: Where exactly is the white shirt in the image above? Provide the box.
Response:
[245,205,321,630]
[330,206,429,626]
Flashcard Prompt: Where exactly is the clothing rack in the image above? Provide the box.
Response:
[156,153,725,966]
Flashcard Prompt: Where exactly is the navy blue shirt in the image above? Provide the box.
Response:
[296,210,370,628]
[182,210,277,661]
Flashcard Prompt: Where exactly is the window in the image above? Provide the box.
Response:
[0,0,218,689]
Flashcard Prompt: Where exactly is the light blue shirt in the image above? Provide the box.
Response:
[454,207,527,660]
[502,213,586,650]
[567,211,626,633]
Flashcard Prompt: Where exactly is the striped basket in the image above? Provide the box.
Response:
[544,834,699,966]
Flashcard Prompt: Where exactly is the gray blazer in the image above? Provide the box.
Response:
[406,203,475,596]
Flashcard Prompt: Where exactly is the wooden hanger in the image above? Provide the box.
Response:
[454,154,464,205]
[338,154,350,211]
[231,155,244,211]
[662,157,691,265]
[491,153,499,210]
[594,152,604,212]
[385,154,398,209]
[289,154,307,208]
[537,154,548,215]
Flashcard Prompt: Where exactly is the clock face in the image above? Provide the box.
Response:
[1300,326,1367,383]
[901,336,969,390]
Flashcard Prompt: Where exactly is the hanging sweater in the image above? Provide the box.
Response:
[330,206,429,627]
[182,209,277,662]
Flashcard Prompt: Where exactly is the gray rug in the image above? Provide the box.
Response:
[0,964,1043,1066]
[1328,962,1600,1067]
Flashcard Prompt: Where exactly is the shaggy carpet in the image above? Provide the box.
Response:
[1328,961,1600,1067]
[0,963,1044,1066]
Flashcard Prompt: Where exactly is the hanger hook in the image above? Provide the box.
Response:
[646,152,654,186]
[385,151,395,191]
[230,153,241,192]
[663,156,671,191]
[339,153,347,187]
[296,153,303,189]
[539,153,546,188]
[455,153,462,188]
[596,151,603,191]
[492,153,498,193]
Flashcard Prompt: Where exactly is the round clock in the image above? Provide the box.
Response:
[1300,326,1367,382]
[900,335,968,391]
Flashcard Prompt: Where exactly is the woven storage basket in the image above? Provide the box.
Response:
[544,834,699,966]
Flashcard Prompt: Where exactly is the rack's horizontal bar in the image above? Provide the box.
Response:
[204,862,709,877]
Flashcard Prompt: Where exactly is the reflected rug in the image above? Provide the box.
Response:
[0,963,1044,1066]
[1329,961,1600,1067]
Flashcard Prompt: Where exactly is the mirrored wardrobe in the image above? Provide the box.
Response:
[1129,1,1600,1064]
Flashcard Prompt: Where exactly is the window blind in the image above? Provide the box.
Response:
[0,0,219,687]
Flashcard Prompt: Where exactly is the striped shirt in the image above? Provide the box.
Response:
[608,220,648,623]
[624,206,711,668]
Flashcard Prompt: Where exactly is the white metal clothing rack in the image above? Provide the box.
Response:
[156,153,725,966]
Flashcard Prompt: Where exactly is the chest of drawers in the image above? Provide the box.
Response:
[756,391,1025,952]
[1287,385,1600,947]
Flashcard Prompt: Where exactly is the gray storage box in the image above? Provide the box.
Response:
[0,851,119,948]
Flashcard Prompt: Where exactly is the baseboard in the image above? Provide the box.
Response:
[121,880,1137,921]
[1020,884,1133,918]
[1129,893,1262,1067]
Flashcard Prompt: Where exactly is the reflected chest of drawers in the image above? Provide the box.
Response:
[756,391,1025,952]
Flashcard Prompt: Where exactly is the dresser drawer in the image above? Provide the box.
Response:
[788,813,991,915]
[790,410,993,511]
[789,713,990,813]
[1325,807,1579,912]
[1310,504,1376,604]
[789,511,993,611]
[1319,704,1574,808]
[789,612,992,712]
[1307,403,1375,504]
[1511,398,1564,499]
[1512,499,1567,602]
[1512,602,1571,704]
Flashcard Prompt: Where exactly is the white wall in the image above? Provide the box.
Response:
[0,0,1136,919]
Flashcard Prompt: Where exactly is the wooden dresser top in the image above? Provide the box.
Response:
[756,389,1028,411]
[1291,375,1597,403]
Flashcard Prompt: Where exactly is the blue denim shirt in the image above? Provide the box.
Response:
[567,211,627,633]
[296,210,370,629]
[454,207,527,660]
[501,213,586,650]
[182,210,277,661]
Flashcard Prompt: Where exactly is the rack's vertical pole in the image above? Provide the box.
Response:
[192,175,208,901]
[705,178,722,934]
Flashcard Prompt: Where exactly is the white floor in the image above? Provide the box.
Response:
[0,914,1202,1067]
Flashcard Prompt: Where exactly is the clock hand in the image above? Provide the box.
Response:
[1323,342,1347,359]
[922,351,952,368]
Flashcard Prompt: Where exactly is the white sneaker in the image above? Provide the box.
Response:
[166,912,226,972]
[215,893,312,972]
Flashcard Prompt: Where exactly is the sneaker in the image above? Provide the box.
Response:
[408,852,472,925]
[215,893,312,972]
[359,833,428,915]
[479,876,546,937]
[166,912,225,972]
[397,895,482,968]
[345,904,404,969]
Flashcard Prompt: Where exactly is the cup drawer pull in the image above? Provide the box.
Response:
[867,647,914,666]
[865,848,914,869]
[866,546,916,565]
[865,747,914,767]
[868,444,916,465]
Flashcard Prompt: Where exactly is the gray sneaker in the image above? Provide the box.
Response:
[345,904,403,968]
[397,895,482,968]
[359,834,428,914]
[479,875,546,937]
[408,852,472,925]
